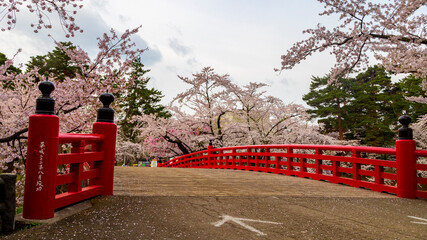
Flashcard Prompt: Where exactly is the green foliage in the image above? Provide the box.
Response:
[1,52,22,89]
[304,66,426,147]
[118,58,170,142]
[345,66,397,146]
[16,205,23,214]
[26,42,81,81]
[303,76,352,140]
[394,75,427,120]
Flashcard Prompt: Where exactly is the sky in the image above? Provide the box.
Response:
[0,0,342,106]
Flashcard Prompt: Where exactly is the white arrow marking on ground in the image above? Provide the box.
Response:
[213,215,282,236]
[408,216,427,225]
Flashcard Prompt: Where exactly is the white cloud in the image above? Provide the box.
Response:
[92,0,336,105]
[1,0,339,106]
[169,38,191,56]
[0,4,162,67]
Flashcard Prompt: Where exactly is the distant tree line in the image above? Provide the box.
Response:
[303,66,426,147]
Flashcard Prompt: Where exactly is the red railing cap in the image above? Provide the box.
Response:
[58,133,104,144]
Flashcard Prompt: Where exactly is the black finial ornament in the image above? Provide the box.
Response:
[398,115,413,140]
[35,81,55,115]
[209,140,213,146]
[96,92,115,123]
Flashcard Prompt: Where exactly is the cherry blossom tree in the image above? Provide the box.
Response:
[228,82,333,146]
[137,114,208,158]
[171,67,236,146]
[277,0,426,150]
[413,114,427,148]
[0,27,144,203]
[277,0,426,81]
[116,138,142,166]
[136,67,235,157]
[137,67,333,158]
[1,0,84,37]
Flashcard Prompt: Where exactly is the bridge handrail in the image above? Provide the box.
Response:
[23,81,117,220]
[55,134,106,210]
[160,142,427,199]
[161,144,397,166]
[415,150,427,157]
[58,133,104,143]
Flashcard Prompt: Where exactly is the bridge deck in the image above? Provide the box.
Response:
[6,167,427,239]
[113,167,395,198]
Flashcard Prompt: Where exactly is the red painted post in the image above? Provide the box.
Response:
[301,158,306,173]
[396,115,417,198]
[352,150,361,183]
[232,148,237,168]
[23,115,59,219]
[92,92,117,196]
[23,81,59,220]
[208,141,213,167]
[93,122,117,195]
[374,165,384,185]
[287,147,293,172]
[396,140,416,198]
[315,148,322,175]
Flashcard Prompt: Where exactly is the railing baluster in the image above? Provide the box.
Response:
[375,165,384,185]
[315,148,322,175]
[287,147,293,172]
[232,149,237,168]
[352,150,361,184]
[68,141,85,192]
[301,157,306,174]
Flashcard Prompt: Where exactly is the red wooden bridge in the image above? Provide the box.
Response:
[159,131,427,199]
[21,81,426,224]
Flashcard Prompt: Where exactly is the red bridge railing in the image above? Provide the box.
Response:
[160,117,427,199]
[23,81,117,220]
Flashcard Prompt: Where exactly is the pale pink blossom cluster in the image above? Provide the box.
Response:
[229,82,332,147]
[115,138,142,165]
[413,114,427,149]
[136,67,334,158]
[277,0,426,82]
[0,0,84,37]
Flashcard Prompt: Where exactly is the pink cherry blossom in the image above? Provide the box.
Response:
[136,67,334,159]
[0,27,143,203]
[277,0,426,82]
[1,0,84,37]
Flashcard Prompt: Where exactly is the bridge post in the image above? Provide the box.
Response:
[23,81,59,219]
[208,140,213,167]
[92,92,117,196]
[396,115,417,198]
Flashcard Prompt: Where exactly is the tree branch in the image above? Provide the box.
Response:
[0,128,28,143]
[266,114,298,137]
[163,133,191,155]
[368,33,427,45]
